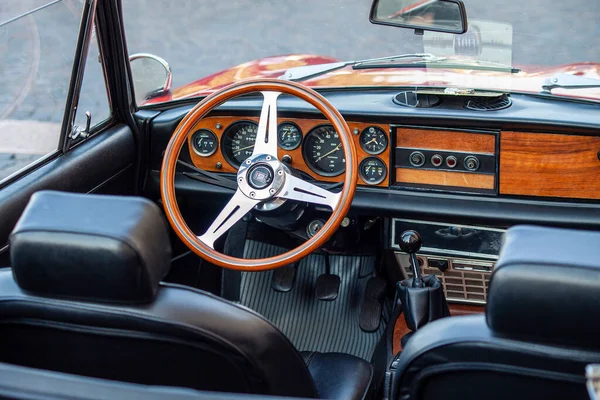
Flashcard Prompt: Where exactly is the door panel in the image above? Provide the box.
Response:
[0,124,135,262]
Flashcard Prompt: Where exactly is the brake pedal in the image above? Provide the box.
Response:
[315,253,340,301]
[315,274,341,301]
[271,263,297,292]
[359,277,387,332]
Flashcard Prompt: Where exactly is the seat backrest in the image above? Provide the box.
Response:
[0,191,317,398]
[387,225,600,400]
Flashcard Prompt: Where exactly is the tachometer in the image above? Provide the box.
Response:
[303,125,345,177]
[222,121,258,167]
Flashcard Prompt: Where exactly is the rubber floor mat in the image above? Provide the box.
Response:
[238,240,389,361]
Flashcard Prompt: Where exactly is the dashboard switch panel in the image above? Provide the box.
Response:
[393,126,498,194]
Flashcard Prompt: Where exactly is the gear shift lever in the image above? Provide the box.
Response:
[395,230,450,349]
[399,230,424,288]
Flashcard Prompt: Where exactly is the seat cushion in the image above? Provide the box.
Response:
[301,351,373,400]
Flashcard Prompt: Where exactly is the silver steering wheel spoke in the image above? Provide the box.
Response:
[252,91,281,157]
[278,173,341,210]
[198,190,258,249]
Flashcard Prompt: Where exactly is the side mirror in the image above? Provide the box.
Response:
[129,53,172,104]
[370,0,468,34]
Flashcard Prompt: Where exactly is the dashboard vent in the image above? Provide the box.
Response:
[393,91,441,108]
[464,94,512,111]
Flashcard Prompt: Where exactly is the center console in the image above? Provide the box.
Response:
[391,219,506,304]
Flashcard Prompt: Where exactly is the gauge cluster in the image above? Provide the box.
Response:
[187,117,390,186]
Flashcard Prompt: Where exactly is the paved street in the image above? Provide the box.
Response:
[0,0,599,178]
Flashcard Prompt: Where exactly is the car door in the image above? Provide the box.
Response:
[0,0,139,265]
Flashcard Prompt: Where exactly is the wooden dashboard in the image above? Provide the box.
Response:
[186,116,600,201]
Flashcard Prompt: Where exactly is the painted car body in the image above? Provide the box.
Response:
[144,54,600,104]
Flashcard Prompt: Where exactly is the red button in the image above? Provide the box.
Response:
[431,154,443,167]
[446,156,457,168]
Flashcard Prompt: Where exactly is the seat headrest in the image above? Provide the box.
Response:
[10,191,171,304]
[487,225,600,350]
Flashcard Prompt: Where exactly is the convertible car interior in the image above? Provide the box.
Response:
[1,0,600,399]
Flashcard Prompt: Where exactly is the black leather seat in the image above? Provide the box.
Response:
[0,191,372,400]
[385,225,600,400]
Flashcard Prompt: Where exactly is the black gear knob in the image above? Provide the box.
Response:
[399,230,422,254]
[399,230,424,288]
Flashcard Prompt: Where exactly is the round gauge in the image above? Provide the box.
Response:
[222,121,258,167]
[191,129,218,157]
[359,157,387,185]
[303,125,345,177]
[359,126,388,155]
[278,122,302,150]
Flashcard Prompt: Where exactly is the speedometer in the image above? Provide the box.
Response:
[303,125,345,177]
[222,121,258,167]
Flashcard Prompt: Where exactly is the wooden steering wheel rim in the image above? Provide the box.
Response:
[160,78,357,271]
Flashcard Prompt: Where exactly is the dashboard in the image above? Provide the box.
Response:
[145,88,600,230]
[186,115,600,200]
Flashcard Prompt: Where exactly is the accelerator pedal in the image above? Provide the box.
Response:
[359,277,387,332]
[271,263,297,292]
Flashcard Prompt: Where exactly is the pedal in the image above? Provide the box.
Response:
[271,263,297,292]
[315,274,340,301]
[359,277,387,332]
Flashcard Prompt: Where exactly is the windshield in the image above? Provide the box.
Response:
[123,0,600,104]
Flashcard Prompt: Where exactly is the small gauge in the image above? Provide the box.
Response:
[278,122,302,150]
[191,129,218,157]
[359,126,388,155]
[359,157,387,185]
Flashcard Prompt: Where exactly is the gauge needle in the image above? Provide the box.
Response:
[315,144,342,162]
[367,138,379,145]
[235,144,255,153]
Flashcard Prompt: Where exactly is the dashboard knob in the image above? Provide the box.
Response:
[282,154,292,164]
[464,156,480,171]
[409,151,425,167]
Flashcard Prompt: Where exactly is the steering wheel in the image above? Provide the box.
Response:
[161,78,357,271]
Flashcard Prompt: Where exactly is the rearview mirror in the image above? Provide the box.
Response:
[370,0,468,34]
[129,53,172,104]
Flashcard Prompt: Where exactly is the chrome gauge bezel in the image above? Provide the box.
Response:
[359,157,387,185]
[191,129,218,157]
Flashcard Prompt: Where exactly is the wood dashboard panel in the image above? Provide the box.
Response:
[395,127,496,191]
[500,131,600,199]
[187,116,391,187]
[397,128,496,154]
[395,168,495,189]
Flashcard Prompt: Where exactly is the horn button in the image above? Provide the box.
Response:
[237,154,286,200]
[248,165,273,189]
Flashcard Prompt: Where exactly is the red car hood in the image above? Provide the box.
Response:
[146,54,600,104]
